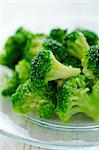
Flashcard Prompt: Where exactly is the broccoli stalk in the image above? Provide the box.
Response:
[75,80,99,121]
[75,28,99,46]
[47,51,81,81]
[31,50,81,87]
[65,31,89,60]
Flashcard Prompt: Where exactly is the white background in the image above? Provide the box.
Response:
[0,1,99,32]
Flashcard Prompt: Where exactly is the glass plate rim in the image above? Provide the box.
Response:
[27,114,99,132]
[0,128,99,150]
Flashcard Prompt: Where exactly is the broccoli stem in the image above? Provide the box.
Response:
[73,94,99,121]
[67,32,89,60]
[47,52,81,81]
[69,35,89,60]
[82,68,96,80]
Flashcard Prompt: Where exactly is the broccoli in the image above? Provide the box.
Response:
[2,59,30,96]
[56,75,89,122]
[31,50,81,87]
[65,31,89,60]
[24,34,47,62]
[76,28,99,46]
[15,59,30,83]
[56,75,99,123]
[77,80,99,121]
[11,79,54,118]
[50,28,67,43]
[0,27,33,68]
[63,55,81,68]
[43,38,66,62]
[82,45,99,80]
[2,72,19,96]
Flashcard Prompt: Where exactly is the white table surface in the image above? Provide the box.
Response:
[0,134,45,150]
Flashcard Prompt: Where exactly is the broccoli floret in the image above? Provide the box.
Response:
[11,79,54,118]
[2,59,30,96]
[65,31,89,60]
[2,72,19,96]
[56,75,99,122]
[63,55,81,68]
[82,45,99,79]
[24,34,47,62]
[31,50,81,87]
[77,80,99,121]
[50,28,67,43]
[15,59,30,83]
[56,75,89,122]
[0,27,33,68]
[76,28,99,46]
[43,38,66,62]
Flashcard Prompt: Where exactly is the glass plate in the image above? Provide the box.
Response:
[0,17,99,150]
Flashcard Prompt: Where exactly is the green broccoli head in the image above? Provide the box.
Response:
[11,79,54,118]
[77,80,99,121]
[43,38,66,62]
[2,72,19,96]
[15,59,30,83]
[50,28,67,43]
[24,34,47,62]
[31,50,81,87]
[82,45,99,79]
[0,27,33,68]
[2,59,30,96]
[63,55,81,68]
[56,75,99,122]
[65,31,89,60]
[56,75,88,122]
[76,28,99,46]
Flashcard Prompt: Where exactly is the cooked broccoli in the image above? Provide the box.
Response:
[65,31,89,60]
[2,59,30,96]
[11,79,54,118]
[15,59,30,83]
[56,75,89,122]
[76,28,99,46]
[77,80,99,121]
[63,55,81,68]
[2,72,19,96]
[1,26,98,123]
[56,75,99,122]
[82,45,99,79]
[0,27,33,68]
[31,50,81,87]
[50,28,67,43]
[24,34,47,62]
[43,38,66,62]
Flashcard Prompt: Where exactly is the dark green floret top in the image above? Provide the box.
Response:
[50,28,67,43]
[0,27,33,68]
[31,50,51,87]
[82,45,99,79]
[43,38,66,62]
